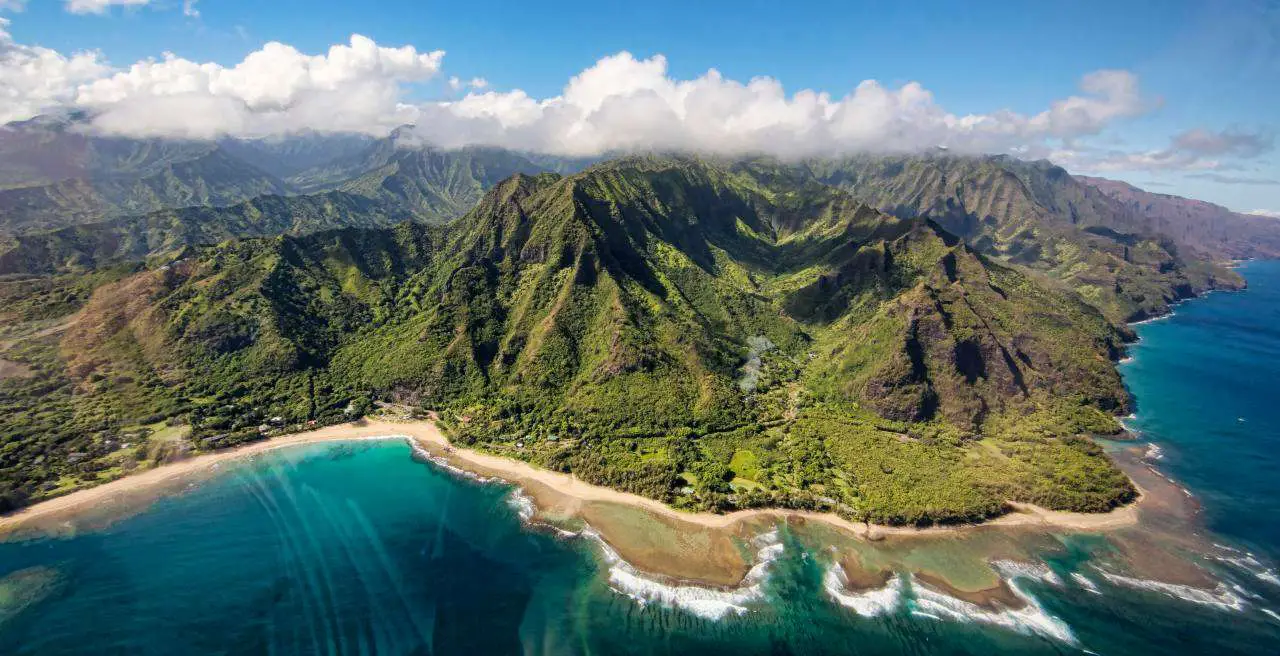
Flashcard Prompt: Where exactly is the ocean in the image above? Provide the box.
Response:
[2,261,1280,655]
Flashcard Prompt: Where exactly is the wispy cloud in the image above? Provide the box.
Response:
[65,0,150,15]
[1172,128,1272,158]
[1059,128,1273,174]
[1187,172,1280,186]
[447,76,487,92]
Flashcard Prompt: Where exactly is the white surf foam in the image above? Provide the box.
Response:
[1214,553,1280,587]
[991,560,1063,586]
[1094,568,1247,612]
[585,528,784,621]
[406,435,787,621]
[822,564,904,616]
[1129,313,1173,327]
[506,488,536,522]
[1141,463,1196,500]
[1070,572,1102,595]
[908,571,1076,644]
[406,440,495,484]
[1261,608,1280,623]
[910,610,944,621]
[1144,443,1165,461]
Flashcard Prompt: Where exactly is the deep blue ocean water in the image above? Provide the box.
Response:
[2,261,1280,655]
[1119,259,1280,560]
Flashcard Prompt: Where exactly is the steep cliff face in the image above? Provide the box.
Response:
[1080,175,1280,260]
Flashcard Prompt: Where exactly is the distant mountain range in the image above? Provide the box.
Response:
[1077,175,1280,260]
[0,118,575,235]
[792,154,1257,321]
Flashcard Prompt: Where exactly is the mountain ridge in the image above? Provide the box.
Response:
[1078,174,1280,259]
[0,156,1136,524]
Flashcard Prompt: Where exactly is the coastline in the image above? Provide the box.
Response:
[1,266,1244,575]
[0,417,1141,542]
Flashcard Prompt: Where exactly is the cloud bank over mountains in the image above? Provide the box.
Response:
[78,34,444,139]
[0,21,1269,179]
[405,55,1149,160]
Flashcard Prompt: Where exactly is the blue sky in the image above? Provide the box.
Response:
[2,0,1277,213]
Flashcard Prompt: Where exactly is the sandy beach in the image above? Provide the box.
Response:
[0,417,1142,543]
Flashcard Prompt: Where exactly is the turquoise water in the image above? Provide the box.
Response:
[2,263,1280,654]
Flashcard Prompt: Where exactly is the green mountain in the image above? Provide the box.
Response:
[0,115,216,190]
[0,157,1135,524]
[0,148,291,234]
[215,132,377,180]
[0,191,414,274]
[331,144,553,222]
[286,129,593,220]
[0,122,571,239]
[796,154,1245,321]
[0,146,568,275]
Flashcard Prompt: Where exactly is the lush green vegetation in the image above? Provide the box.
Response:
[795,153,1246,323]
[0,156,1145,524]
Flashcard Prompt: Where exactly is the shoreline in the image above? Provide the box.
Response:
[0,418,1141,541]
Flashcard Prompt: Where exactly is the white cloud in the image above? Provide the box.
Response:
[447,75,487,91]
[403,53,1151,158]
[1246,209,1280,218]
[0,1,28,12]
[0,30,1175,159]
[182,0,197,18]
[0,17,112,124]
[65,0,150,15]
[75,34,444,138]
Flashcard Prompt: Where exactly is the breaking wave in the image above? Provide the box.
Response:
[406,440,497,484]
[1071,572,1102,595]
[406,439,787,621]
[908,567,1077,644]
[1130,312,1174,327]
[1212,548,1280,588]
[1094,569,1247,612]
[822,564,904,616]
[1119,413,1140,436]
[506,488,536,522]
[585,528,784,621]
[990,560,1062,586]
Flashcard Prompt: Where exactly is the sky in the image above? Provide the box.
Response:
[0,0,1277,214]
